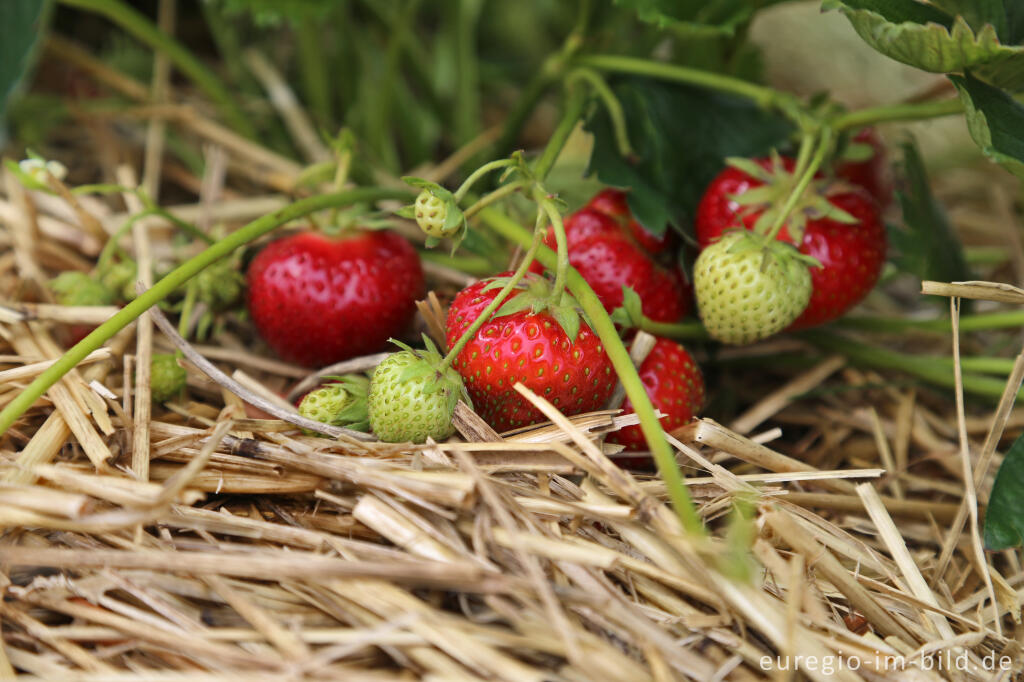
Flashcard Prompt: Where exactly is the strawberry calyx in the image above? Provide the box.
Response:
[297,374,371,433]
[724,154,860,244]
[484,272,589,343]
[396,177,468,250]
[388,335,471,409]
[723,228,821,281]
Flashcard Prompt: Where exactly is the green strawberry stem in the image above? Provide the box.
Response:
[566,67,634,159]
[453,159,515,203]
[57,0,256,140]
[831,98,963,132]
[836,310,1024,334]
[462,181,524,220]
[639,318,710,341]
[480,206,704,536]
[790,132,816,185]
[0,187,411,437]
[538,194,570,302]
[763,127,832,243]
[799,330,1024,403]
[532,86,588,182]
[575,54,807,125]
[438,226,544,373]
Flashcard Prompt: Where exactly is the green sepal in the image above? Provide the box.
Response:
[494,293,535,318]
[724,156,775,183]
[401,176,453,199]
[608,286,645,330]
[395,205,417,219]
[552,303,581,343]
[728,184,782,207]
[424,236,442,249]
[840,141,875,163]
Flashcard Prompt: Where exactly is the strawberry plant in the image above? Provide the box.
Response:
[5,3,1024,674]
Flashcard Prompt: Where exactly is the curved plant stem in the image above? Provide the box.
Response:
[566,67,634,159]
[764,128,831,242]
[480,207,704,535]
[453,160,515,202]
[836,310,1024,334]
[532,86,588,181]
[0,188,410,436]
[58,0,256,139]
[639,318,709,341]
[800,330,1024,403]
[438,226,544,373]
[462,181,524,220]
[831,97,963,132]
[537,195,570,300]
[576,54,801,120]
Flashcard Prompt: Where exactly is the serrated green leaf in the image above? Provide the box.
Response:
[824,0,1024,90]
[930,0,1008,41]
[891,139,971,284]
[984,430,1024,550]
[950,73,1024,178]
[585,78,792,241]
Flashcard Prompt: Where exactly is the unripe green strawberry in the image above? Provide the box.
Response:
[50,271,115,307]
[694,231,814,345]
[368,338,468,443]
[149,353,187,403]
[100,260,139,302]
[414,189,454,237]
[297,375,370,433]
[195,257,244,311]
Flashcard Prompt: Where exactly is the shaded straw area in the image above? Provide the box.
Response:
[1,31,1023,682]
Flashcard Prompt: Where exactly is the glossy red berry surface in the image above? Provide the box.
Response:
[247,230,424,367]
[445,275,615,432]
[608,338,704,451]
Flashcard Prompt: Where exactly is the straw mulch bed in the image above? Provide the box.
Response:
[1,36,1023,682]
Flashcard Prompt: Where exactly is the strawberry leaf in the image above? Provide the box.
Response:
[950,73,1024,178]
[823,0,1024,90]
[585,77,792,243]
[984,431,1024,550]
[891,139,971,286]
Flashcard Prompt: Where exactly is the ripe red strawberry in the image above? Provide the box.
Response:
[835,128,892,208]
[445,273,615,432]
[586,188,672,254]
[532,198,690,323]
[247,230,424,367]
[695,157,886,330]
[609,338,704,452]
